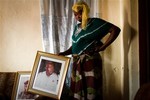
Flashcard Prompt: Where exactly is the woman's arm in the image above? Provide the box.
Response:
[96,25,121,52]
[58,46,72,56]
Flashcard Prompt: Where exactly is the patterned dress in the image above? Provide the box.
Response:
[70,18,113,100]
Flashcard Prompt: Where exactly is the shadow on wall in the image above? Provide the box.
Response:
[123,9,137,100]
[102,8,137,100]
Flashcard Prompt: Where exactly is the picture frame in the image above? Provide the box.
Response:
[28,51,71,100]
[11,71,38,100]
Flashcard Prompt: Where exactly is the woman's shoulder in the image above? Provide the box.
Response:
[90,17,108,23]
[88,18,111,27]
[89,17,102,20]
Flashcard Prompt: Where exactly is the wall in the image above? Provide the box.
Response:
[101,0,139,100]
[101,0,122,99]
[128,0,139,99]
[0,0,43,72]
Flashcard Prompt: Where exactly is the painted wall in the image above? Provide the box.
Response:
[101,0,122,100]
[101,0,139,100]
[126,0,139,99]
[0,0,43,72]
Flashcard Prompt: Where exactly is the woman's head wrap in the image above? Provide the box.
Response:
[72,1,90,30]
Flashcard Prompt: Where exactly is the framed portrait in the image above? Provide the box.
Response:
[28,51,71,100]
[11,71,38,100]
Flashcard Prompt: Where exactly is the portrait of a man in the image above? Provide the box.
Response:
[27,51,71,99]
[33,60,61,93]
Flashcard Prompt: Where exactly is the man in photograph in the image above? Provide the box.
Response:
[34,61,59,92]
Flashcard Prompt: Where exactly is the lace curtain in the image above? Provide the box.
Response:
[40,0,101,86]
[40,0,101,53]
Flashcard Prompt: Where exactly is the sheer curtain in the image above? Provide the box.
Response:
[40,0,101,53]
[40,0,101,86]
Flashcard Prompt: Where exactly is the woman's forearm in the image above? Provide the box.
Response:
[58,46,72,56]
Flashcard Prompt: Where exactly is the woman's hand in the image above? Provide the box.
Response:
[57,46,72,56]
[57,52,66,56]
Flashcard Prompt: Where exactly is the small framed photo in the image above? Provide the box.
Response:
[11,71,38,100]
[28,51,71,100]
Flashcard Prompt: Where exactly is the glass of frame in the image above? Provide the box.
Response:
[11,71,38,100]
[28,51,71,100]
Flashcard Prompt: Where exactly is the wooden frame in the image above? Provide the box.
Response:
[11,71,38,100]
[28,51,71,100]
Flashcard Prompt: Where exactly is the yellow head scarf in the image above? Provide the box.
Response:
[72,1,90,30]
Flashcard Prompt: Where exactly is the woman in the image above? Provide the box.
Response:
[59,1,120,100]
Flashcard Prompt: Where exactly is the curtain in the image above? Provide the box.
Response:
[40,0,101,53]
[40,0,101,86]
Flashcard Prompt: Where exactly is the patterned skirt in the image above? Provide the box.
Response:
[70,53,103,100]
